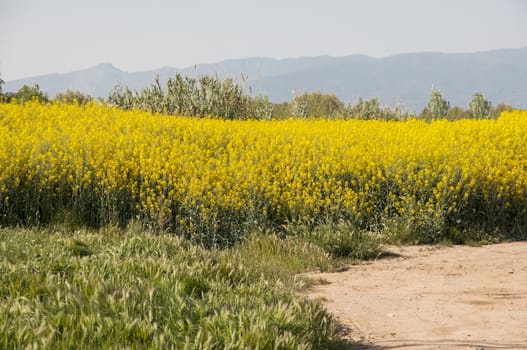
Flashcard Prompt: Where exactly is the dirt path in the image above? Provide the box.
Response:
[305,242,527,349]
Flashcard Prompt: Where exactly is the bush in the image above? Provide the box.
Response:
[248,94,274,120]
[10,83,49,103]
[270,102,290,119]
[346,97,410,121]
[290,91,345,118]
[489,102,513,119]
[109,74,255,119]
[446,106,473,120]
[53,90,93,105]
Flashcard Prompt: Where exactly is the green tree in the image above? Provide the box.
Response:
[0,73,4,96]
[446,106,472,120]
[426,87,450,120]
[469,92,491,119]
[271,102,290,119]
[12,83,49,103]
[290,91,345,118]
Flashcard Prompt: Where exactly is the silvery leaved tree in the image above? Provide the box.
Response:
[469,92,492,119]
[108,74,253,119]
[427,87,450,120]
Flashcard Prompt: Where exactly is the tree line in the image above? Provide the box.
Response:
[0,72,513,120]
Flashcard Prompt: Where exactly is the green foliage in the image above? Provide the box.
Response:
[272,102,292,119]
[288,94,411,121]
[249,94,274,120]
[53,90,93,105]
[181,274,211,297]
[446,106,473,120]
[229,233,334,284]
[0,227,348,349]
[0,73,4,96]
[346,97,411,121]
[109,74,254,119]
[106,73,518,121]
[290,91,345,118]
[445,100,509,121]
[69,239,93,257]
[284,221,382,260]
[10,83,49,103]
[107,83,135,109]
[425,87,450,120]
[347,97,381,120]
[469,92,492,119]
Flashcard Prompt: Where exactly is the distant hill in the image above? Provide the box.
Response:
[5,47,527,110]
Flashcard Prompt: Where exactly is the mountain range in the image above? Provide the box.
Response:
[4,47,527,110]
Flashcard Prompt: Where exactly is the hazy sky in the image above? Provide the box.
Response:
[1,0,526,81]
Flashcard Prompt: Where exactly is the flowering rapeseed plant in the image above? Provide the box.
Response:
[1,101,526,244]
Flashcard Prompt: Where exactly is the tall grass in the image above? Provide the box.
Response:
[0,227,349,349]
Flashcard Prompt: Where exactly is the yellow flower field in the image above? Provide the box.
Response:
[1,102,526,244]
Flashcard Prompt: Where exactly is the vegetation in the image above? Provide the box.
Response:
[445,106,472,121]
[469,92,492,119]
[290,91,346,118]
[1,102,526,246]
[107,73,512,121]
[489,102,514,119]
[0,70,517,120]
[53,90,93,105]
[0,73,525,348]
[0,227,350,349]
[284,221,382,260]
[346,97,412,121]
[422,87,450,120]
[6,83,49,103]
[108,74,253,120]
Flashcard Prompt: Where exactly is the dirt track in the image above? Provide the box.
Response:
[305,242,527,349]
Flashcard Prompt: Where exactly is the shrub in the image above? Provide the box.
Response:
[109,74,254,119]
[54,90,93,105]
[10,83,49,103]
[290,91,345,118]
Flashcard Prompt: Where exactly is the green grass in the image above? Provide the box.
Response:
[284,221,383,261]
[0,226,351,349]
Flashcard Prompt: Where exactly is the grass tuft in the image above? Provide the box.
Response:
[285,222,383,261]
[69,239,93,257]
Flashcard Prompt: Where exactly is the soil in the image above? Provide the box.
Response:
[305,242,527,349]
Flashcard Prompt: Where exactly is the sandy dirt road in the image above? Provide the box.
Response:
[305,242,527,349]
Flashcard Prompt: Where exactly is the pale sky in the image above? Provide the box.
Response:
[1,0,526,81]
